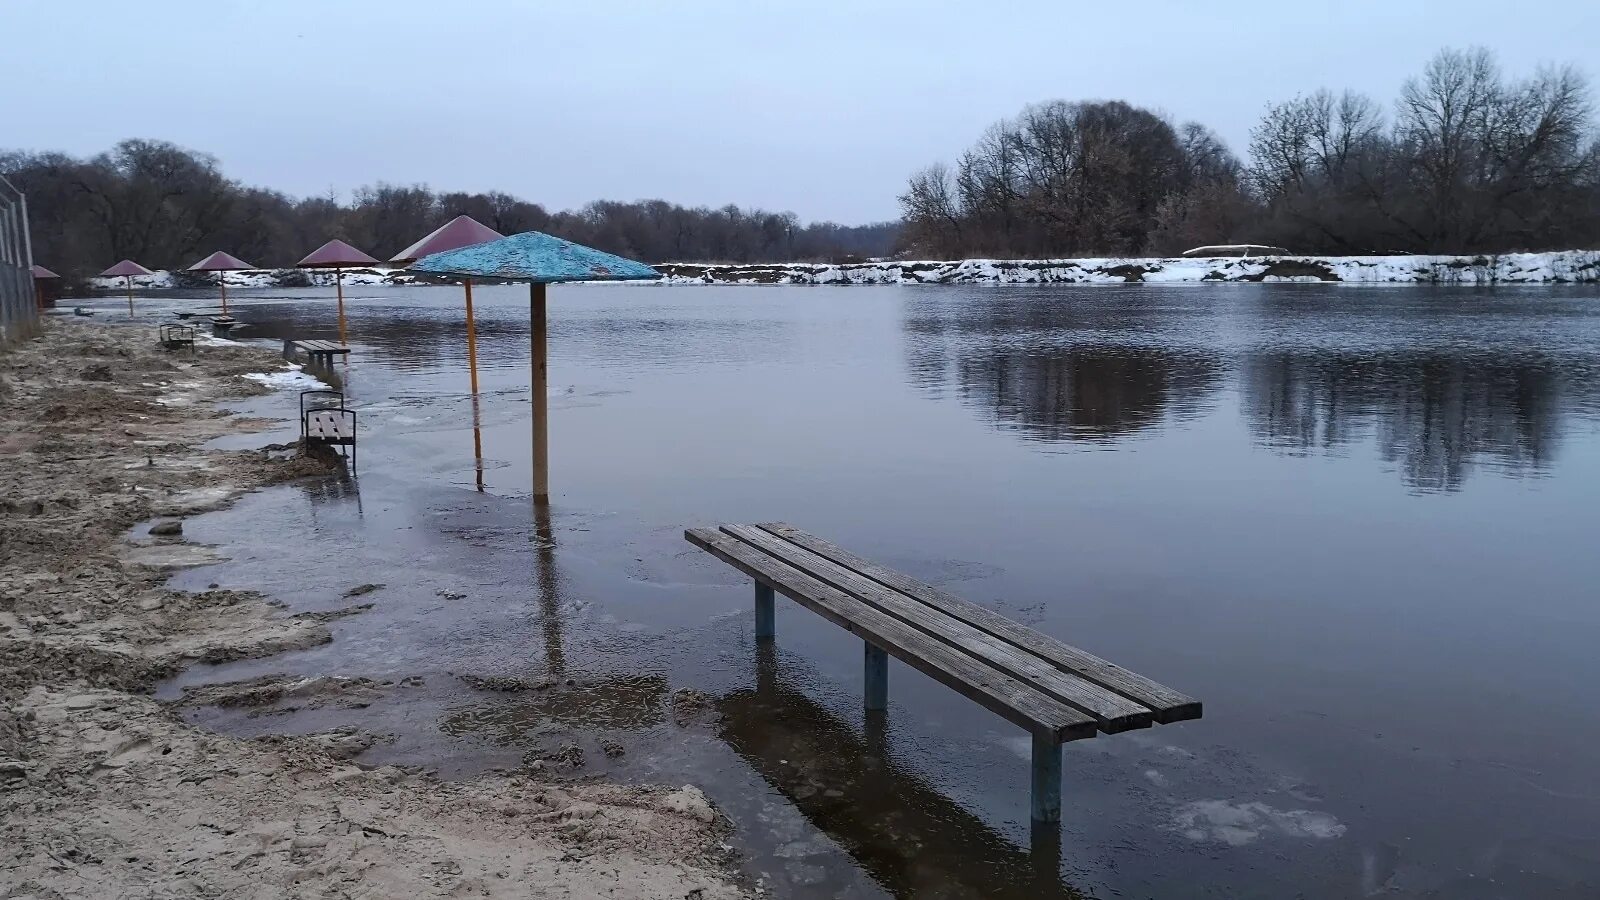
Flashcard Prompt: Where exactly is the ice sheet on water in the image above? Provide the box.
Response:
[242,364,329,391]
[1171,799,1346,846]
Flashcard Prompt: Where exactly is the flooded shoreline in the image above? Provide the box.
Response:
[0,320,750,898]
[34,281,1600,898]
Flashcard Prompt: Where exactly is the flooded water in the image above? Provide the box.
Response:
[102,283,1600,898]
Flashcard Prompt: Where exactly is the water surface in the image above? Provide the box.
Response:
[106,283,1600,898]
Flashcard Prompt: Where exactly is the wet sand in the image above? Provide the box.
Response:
[0,320,748,898]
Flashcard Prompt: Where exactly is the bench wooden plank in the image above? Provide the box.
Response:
[721,525,1154,733]
[306,411,354,440]
[686,528,1098,742]
[757,523,1202,723]
[293,340,350,354]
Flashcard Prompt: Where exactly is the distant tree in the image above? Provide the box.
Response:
[904,45,1600,258]
[1245,47,1599,254]
[899,163,964,257]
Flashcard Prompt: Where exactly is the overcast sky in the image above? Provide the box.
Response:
[3,0,1596,223]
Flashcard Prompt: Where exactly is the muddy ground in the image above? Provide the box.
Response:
[0,321,748,898]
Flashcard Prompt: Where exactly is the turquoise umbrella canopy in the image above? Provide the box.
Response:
[408,231,658,283]
[404,231,657,502]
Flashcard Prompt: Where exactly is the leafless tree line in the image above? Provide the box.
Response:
[0,141,898,279]
[901,47,1600,257]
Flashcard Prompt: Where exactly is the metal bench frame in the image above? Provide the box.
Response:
[299,389,358,467]
[157,323,195,351]
[285,339,351,368]
[686,523,1202,824]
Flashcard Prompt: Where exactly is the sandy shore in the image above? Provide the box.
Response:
[0,321,749,898]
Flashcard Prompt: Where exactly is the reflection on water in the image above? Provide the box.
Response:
[905,299,1221,443]
[904,288,1600,490]
[1244,351,1564,491]
[718,647,1082,900]
[533,501,563,676]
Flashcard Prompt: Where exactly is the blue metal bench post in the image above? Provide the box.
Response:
[1031,731,1063,823]
[864,643,888,710]
[754,582,775,641]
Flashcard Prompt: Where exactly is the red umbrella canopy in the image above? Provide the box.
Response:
[99,259,154,278]
[188,251,255,272]
[31,265,60,279]
[391,215,503,264]
[298,239,378,269]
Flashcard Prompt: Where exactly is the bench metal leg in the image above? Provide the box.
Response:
[1031,731,1063,824]
[754,582,775,641]
[864,642,888,711]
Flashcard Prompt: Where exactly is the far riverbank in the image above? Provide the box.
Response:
[79,249,1600,294]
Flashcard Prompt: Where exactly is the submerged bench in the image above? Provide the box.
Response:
[685,523,1202,824]
[157,323,195,350]
[286,339,350,367]
[300,389,358,467]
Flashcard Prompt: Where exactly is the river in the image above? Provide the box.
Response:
[92,282,1600,898]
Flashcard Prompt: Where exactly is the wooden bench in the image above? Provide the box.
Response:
[157,323,195,350]
[300,389,358,467]
[286,339,351,368]
[209,315,238,334]
[685,523,1201,824]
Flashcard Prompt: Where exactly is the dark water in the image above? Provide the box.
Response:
[103,283,1600,898]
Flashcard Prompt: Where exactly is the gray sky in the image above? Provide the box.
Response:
[3,0,1596,223]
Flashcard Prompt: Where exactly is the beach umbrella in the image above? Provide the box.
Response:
[297,239,378,344]
[391,215,505,394]
[187,251,255,314]
[98,259,154,316]
[409,231,659,501]
[31,265,59,309]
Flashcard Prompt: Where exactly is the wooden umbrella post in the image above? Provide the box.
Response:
[471,391,486,493]
[464,279,480,395]
[531,282,548,500]
[124,276,134,316]
[219,274,228,313]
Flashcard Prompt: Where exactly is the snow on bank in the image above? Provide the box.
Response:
[657,251,1600,285]
[88,250,1600,290]
[89,267,418,291]
[243,364,330,391]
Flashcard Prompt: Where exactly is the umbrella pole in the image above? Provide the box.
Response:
[464,279,480,395]
[220,275,228,314]
[125,276,134,317]
[531,282,548,500]
[335,267,347,346]
[471,390,486,493]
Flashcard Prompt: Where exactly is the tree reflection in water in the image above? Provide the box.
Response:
[1242,352,1565,492]
[904,299,1222,444]
[905,293,1590,492]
